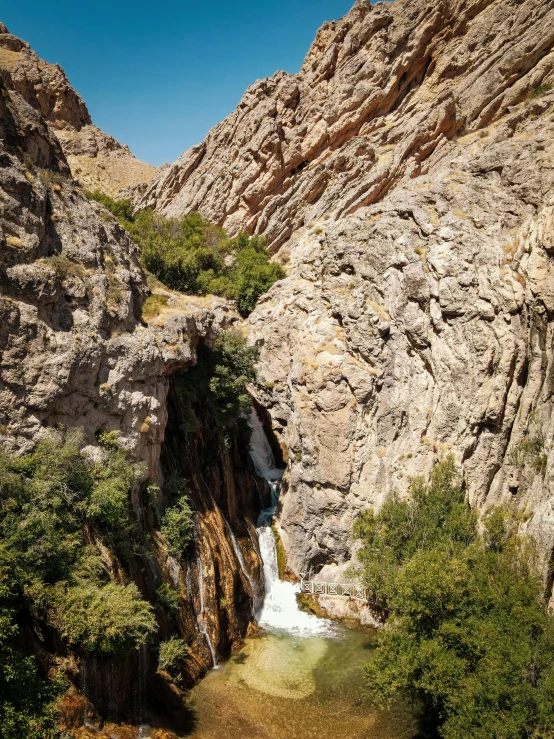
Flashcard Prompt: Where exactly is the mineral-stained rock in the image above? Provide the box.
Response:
[137,0,554,251]
[0,23,156,195]
[0,33,260,711]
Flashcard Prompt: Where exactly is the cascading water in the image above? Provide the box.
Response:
[191,534,218,668]
[223,515,260,612]
[249,410,332,636]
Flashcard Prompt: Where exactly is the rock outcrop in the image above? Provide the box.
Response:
[136,0,554,592]
[0,23,156,196]
[0,29,263,720]
[137,0,554,250]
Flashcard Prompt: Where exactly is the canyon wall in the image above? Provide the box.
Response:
[0,27,263,725]
[139,0,554,589]
[0,23,156,196]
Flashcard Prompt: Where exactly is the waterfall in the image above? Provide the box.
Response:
[196,542,218,668]
[249,410,331,637]
[223,516,260,612]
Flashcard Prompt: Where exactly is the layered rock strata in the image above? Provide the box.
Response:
[138,0,554,250]
[0,23,156,196]
[135,0,554,591]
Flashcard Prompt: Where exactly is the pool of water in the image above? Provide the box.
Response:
[183,624,418,739]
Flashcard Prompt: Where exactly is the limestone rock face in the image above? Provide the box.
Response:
[248,92,554,582]
[137,0,554,251]
[0,55,258,691]
[0,23,156,195]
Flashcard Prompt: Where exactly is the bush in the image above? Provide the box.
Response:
[142,293,169,320]
[55,582,156,656]
[160,497,194,558]
[0,605,65,739]
[353,457,554,739]
[158,636,188,675]
[86,192,285,316]
[529,83,553,99]
[155,582,180,611]
[175,330,258,435]
[0,429,156,652]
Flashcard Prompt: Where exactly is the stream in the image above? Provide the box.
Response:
[180,413,418,738]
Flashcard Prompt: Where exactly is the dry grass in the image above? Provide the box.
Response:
[141,294,169,320]
[0,48,21,71]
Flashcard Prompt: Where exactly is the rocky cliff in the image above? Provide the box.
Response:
[0,22,156,196]
[138,0,554,594]
[0,26,264,729]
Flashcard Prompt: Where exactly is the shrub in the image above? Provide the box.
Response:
[0,605,65,739]
[175,330,258,435]
[353,458,554,739]
[88,190,134,221]
[155,582,180,611]
[55,582,156,656]
[160,497,194,558]
[142,293,169,320]
[529,83,553,99]
[158,636,188,674]
[86,191,284,316]
[0,429,154,650]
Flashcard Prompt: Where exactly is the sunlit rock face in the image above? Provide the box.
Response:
[0,23,156,195]
[137,0,554,250]
[135,0,554,588]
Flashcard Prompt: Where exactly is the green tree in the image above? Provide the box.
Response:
[174,330,258,435]
[87,191,285,316]
[353,458,554,739]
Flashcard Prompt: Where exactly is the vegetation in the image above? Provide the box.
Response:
[155,582,180,611]
[353,457,554,739]
[0,430,156,653]
[0,604,65,739]
[160,496,194,558]
[158,636,188,675]
[529,83,553,99]
[88,191,285,317]
[141,293,169,320]
[174,329,258,437]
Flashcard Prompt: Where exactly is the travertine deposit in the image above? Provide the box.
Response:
[138,0,554,592]
[0,23,156,195]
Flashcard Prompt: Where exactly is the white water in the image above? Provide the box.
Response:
[194,539,218,668]
[223,515,259,612]
[249,410,332,637]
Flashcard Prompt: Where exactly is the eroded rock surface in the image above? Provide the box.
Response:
[249,93,554,586]
[138,0,554,251]
[0,23,156,195]
[0,42,259,702]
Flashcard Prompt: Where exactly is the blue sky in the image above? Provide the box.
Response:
[3,1,359,166]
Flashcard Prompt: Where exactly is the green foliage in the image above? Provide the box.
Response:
[160,497,194,558]
[155,582,180,611]
[86,192,285,316]
[174,330,258,435]
[530,84,553,99]
[88,189,134,221]
[142,293,169,319]
[353,458,554,739]
[0,429,155,654]
[352,456,476,610]
[158,636,188,675]
[0,605,65,739]
[54,582,156,656]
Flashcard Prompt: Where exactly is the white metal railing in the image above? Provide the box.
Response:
[300,579,368,601]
